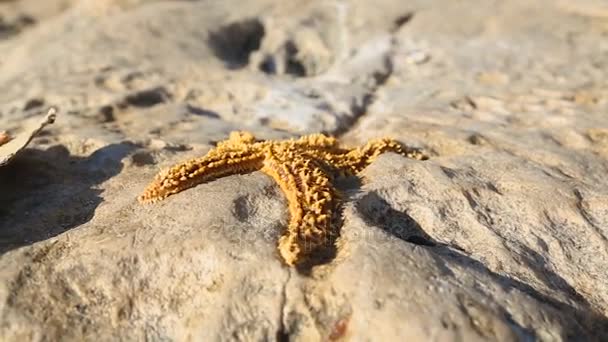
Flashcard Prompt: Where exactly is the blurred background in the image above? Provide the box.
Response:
[0,0,604,146]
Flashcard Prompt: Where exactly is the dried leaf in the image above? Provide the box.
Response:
[0,107,57,167]
[0,131,10,146]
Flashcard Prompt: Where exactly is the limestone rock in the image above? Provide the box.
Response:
[0,0,607,341]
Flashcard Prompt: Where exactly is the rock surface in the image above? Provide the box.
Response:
[1,0,607,340]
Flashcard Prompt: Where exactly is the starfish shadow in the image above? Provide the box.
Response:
[355,191,608,339]
[0,143,136,255]
[356,191,438,247]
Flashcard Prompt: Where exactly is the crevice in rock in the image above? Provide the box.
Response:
[330,54,393,138]
[283,41,307,77]
[573,188,608,243]
[233,194,254,223]
[185,104,220,119]
[208,18,265,69]
[98,105,115,123]
[276,269,292,342]
[0,14,36,40]
[258,40,307,77]
[23,98,45,111]
[333,13,415,137]
[392,12,414,32]
[121,87,171,108]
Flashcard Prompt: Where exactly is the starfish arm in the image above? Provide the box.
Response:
[261,149,337,266]
[292,133,340,150]
[215,131,257,150]
[139,147,265,203]
[331,138,427,174]
[219,132,338,151]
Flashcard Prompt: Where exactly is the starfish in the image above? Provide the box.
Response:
[139,132,427,266]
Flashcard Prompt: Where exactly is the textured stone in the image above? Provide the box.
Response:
[0,0,607,341]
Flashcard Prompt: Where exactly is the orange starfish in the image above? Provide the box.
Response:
[139,131,426,266]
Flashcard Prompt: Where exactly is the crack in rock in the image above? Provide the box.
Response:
[276,269,292,342]
[333,14,414,137]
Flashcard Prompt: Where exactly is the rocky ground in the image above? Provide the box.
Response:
[0,0,607,340]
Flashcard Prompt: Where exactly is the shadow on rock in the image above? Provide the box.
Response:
[0,143,136,255]
[433,247,608,340]
[356,191,438,247]
[208,18,265,69]
[355,191,608,340]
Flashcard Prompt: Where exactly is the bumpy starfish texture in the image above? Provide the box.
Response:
[139,131,427,266]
